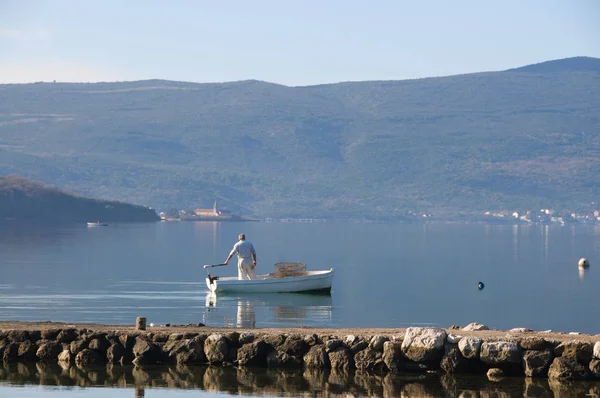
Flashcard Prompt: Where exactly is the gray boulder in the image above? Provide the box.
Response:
[237,340,269,367]
[401,327,447,362]
[278,335,309,357]
[7,330,28,343]
[369,335,389,352]
[520,337,551,350]
[36,341,62,362]
[18,340,38,361]
[132,336,163,365]
[107,344,126,364]
[523,349,554,377]
[458,337,482,359]
[56,329,78,344]
[325,338,343,353]
[75,349,103,366]
[440,346,469,373]
[57,349,72,363]
[382,341,403,372]
[204,334,229,364]
[354,348,385,371]
[304,345,330,368]
[328,347,354,370]
[166,339,206,365]
[266,350,302,368]
[594,342,600,359]
[462,323,489,331]
[2,342,19,363]
[548,356,589,380]
[480,341,521,365]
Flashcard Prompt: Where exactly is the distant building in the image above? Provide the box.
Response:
[194,201,233,216]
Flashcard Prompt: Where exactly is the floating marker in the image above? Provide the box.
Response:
[578,258,590,269]
[478,282,485,290]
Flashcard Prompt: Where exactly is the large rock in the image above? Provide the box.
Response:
[204,334,229,364]
[304,345,330,368]
[107,344,126,364]
[69,339,88,355]
[480,341,521,365]
[56,329,78,344]
[458,337,482,359]
[523,349,554,377]
[328,347,354,370]
[350,340,369,355]
[237,340,269,367]
[41,329,61,340]
[401,327,446,362]
[354,348,385,371]
[324,339,343,353]
[57,349,72,363]
[440,346,469,373]
[166,339,206,365]
[369,335,389,352]
[132,336,163,365]
[520,337,552,350]
[278,336,309,357]
[266,350,302,368]
[18,340,39,361]
[7,330,29,343]
[88,337,110,355]
[462,323,489,331]
[548,356,589,380]
[558,341,594,365]
[382,341,403,372]
[75,349,103,366]
[594,342,600,360]
[36,341,62,362]
[2,342,19,363]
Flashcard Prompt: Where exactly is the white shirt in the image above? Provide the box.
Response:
[229,240,256,259]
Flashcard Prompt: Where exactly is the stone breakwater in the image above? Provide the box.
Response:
[1,324,599,381]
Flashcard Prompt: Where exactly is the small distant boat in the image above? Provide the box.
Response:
[204,262,334,294]
[87,221,108,227]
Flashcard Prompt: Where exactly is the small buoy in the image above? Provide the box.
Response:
[478,281,485,290]
[578,258,590,269]
[149,322,155,327]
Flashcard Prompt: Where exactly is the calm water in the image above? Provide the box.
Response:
[1,221,599,333]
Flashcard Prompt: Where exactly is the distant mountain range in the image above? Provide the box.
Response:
[0,175,159,223]
[1,56,599,220]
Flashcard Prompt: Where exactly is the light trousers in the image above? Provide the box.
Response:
[237,257,256,280]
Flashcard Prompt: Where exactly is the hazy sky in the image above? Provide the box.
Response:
[1,0,598,86]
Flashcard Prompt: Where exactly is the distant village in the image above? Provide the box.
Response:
[482,207,600,225]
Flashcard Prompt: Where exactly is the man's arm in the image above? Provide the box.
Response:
[224,243,237,265]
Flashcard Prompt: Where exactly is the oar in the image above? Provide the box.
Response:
[203,263,227,269]
[203,264,226,284]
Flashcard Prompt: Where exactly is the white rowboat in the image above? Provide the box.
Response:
[205,268,334,294]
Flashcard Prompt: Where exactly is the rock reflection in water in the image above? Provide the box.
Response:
[204,292,333,328]
[1,363,600,397]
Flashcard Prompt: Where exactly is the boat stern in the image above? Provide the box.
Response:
[206,276,217,293]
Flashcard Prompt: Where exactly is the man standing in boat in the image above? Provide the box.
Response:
[224,233,257,280]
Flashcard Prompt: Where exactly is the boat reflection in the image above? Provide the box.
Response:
[204,292,333,328]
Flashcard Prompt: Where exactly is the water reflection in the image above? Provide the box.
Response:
[0,363,599,397]
[204,292,333,328]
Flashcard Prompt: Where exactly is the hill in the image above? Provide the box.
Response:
[0,175,160,223]
[0,57,599,219]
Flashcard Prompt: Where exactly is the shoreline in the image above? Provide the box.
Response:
[2,321,599,381]
[1,320,599,342]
